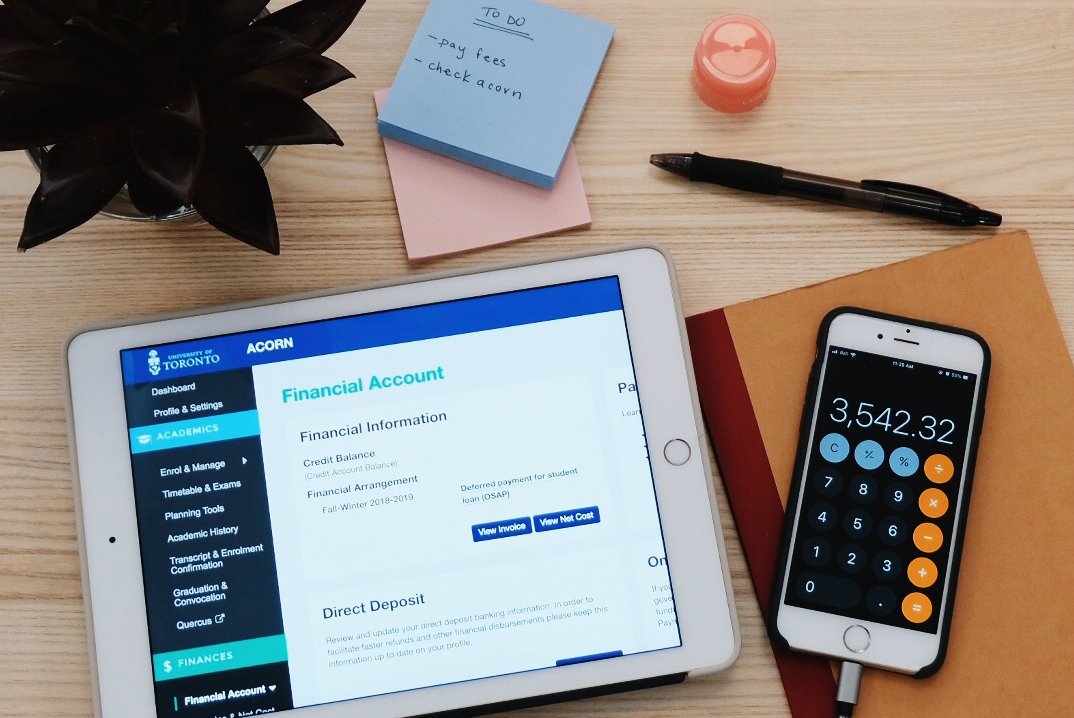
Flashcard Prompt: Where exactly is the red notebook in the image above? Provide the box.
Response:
[686,231,1074,717]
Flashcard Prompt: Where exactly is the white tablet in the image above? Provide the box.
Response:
[66,246,739,718]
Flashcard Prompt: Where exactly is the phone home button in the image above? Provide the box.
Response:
[843,625,871,653]
[663,439,692,466]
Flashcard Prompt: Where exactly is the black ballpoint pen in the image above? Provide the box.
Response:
[650,152,1002,228]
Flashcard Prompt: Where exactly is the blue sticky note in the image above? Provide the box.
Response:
[378,0,615,189]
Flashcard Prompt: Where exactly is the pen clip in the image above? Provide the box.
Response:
[860,179,968,205]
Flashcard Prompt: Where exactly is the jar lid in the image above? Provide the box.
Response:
[693,14,777,113]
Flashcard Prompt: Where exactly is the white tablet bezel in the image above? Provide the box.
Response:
[66,246,740,718]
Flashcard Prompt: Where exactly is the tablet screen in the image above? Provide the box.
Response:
[119,277,681,717]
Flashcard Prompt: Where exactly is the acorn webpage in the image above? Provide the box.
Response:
[253,310,679,708]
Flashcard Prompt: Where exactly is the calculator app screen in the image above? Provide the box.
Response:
[786,346,979,633]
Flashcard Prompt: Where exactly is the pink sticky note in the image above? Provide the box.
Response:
[375,89,591,260]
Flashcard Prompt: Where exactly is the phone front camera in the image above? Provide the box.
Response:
[877,333,884,339]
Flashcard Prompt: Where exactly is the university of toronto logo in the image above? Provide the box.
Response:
[148,349,161,376]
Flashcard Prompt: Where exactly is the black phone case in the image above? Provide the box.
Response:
[766,306,991,678]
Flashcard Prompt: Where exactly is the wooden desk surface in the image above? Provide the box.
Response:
[1,1,1071,715]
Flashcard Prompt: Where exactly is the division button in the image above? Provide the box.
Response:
[819,433,850,463]
[867,586,898,617]
[888,446,920,477]
[924,453,954,484]
[663,439,692,466]
[913,522,944,553]
[902,592,933,623]
[854,440,885,470]
[918,488,950,519]
[908,557,939,588]
[843,625,871,653]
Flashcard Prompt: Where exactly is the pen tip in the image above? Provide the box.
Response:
[977,210,1002,227]
[650,153,692,178]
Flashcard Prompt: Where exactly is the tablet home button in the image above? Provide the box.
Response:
[843,625,871,653]
[664,439,692,466]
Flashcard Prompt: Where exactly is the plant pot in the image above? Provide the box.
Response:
[24,144,277,222]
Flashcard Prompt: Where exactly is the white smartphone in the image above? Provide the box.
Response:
[770,308,989,676]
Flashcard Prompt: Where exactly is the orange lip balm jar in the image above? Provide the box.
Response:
[693,14,777,113]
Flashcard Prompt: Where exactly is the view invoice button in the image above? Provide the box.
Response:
[471,517,533,542]
[534,506,601,533]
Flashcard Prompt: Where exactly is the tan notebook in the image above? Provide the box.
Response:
[686,230,1074,716]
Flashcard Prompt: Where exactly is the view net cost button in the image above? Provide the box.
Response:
[534,506,601,533]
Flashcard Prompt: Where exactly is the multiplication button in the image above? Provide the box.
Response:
[918,488,949,519]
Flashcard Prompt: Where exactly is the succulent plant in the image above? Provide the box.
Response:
[0,0,367,254]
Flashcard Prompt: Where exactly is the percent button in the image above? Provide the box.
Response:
[889,447,919,477]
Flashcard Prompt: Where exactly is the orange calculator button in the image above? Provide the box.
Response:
[919,488,950,519]
[902,592,933,623]
[913,522,944,553]
[924,454,954,484]
[907,557,939,588]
